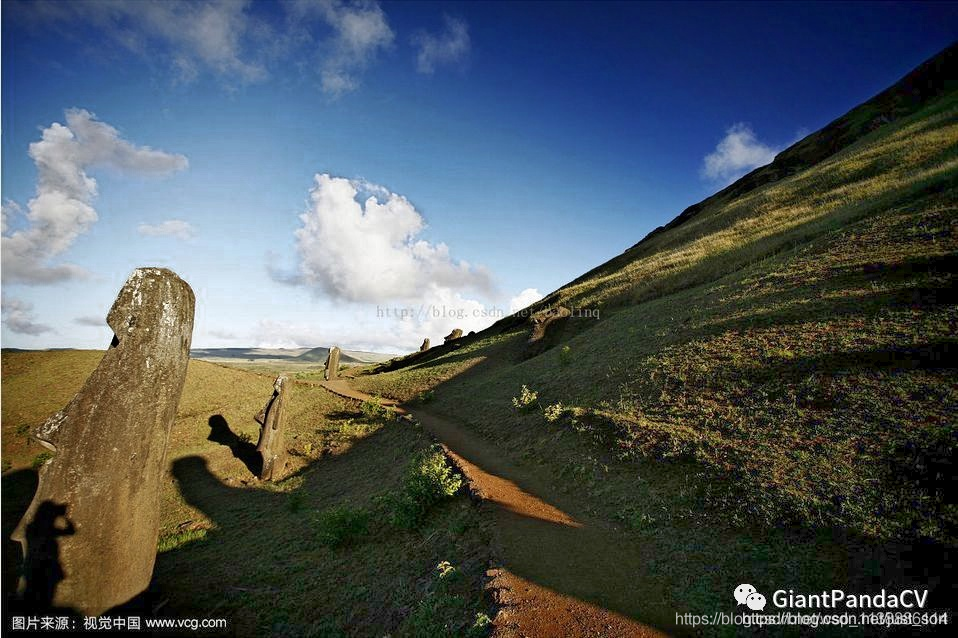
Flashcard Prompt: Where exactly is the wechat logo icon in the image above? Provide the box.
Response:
[734,584,766,611]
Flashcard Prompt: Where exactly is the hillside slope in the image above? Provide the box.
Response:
[355,45,958,546]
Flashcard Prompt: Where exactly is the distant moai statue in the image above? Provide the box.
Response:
[254,376,289,481]
[529,306,572,343]
[419,338,430,352]
[324,346,341,381]
[444,328,463,343]
[12,268,195,615]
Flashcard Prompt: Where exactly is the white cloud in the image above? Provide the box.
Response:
[509,288,543,314]
[138,219,195,240]
[2,297,53,335]
[702,123,779,183]
[287,0,394,96]
[1,109,188,284]
[30,0,268,85]
[413,15,470,74]
[287,173,492,302]
[74,316,106,327]
[206,328,238,340]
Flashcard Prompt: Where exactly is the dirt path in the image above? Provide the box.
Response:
[320,380,671,637]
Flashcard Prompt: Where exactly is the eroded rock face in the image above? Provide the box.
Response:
[444,329,463,343]
[419,338,430,352]
[324,346,341,381]
[12,268,195,615]
[254,376,289,481]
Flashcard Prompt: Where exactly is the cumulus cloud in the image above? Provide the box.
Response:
[138,219,195,240]
[413,15,470,74]
[2,297,53,335]
[2,109,187,284]
[509,288,544,314]
[286,173,492,302]
[702,123,779,183]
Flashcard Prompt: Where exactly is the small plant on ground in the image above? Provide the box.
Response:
[558,345,573,366]
[316,504,370,547]
[543,402,567,423]
[360,399,391,421]
[15,423,31,437]
[399,560,490,637]
[511,385,540,412]
[31,452,53,469]
[417,389,436,403]
[385,446,463,529]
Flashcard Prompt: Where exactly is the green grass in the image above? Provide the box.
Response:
[2,353,493,636]
[349,91,958,547]
[329,85,958,636]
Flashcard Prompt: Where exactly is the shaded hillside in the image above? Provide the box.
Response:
[354,44,958,546]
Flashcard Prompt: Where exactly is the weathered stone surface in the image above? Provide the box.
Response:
[444,328,463,343]
[419,338,430,352]
[324,346,341,381]
[12,267,195,615]
[254,376,289,481]
[528,306,571,344]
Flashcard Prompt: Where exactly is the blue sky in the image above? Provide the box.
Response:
[2,0,955,352]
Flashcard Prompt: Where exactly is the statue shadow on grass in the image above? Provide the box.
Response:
[207,415,261,477]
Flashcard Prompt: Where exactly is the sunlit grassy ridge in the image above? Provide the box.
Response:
[354,69,958,545]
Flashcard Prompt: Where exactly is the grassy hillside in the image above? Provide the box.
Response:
[2,351,493,636]
[354,50,958,546]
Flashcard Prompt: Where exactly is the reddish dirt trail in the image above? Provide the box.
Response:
[320,379,671,638]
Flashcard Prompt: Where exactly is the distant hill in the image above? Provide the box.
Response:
[190,347,395,366]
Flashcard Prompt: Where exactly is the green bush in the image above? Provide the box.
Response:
[386,446,463,529]
[511,385,539,412]
[360,400,391,421]
[31,452,53,470]
[316,505,370,547]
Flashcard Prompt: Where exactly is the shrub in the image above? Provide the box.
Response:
[543,403,566,423]
[558,345,573,366]
[316,505,370,547]
[511,385,539,412]
[386,446,463,529]
[360,400,391,421]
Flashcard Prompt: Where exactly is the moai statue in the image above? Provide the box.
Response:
[254,376,289,481]
[529,306,571,343]
[324,346,341,381]
[419,338,430,352]
[444,328,463,343]
[12,268,195,615]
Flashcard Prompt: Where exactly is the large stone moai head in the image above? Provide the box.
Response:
[419,338,430,352]
[254,376,289,481]
[12,268,195,615]
[444,329,463,343]
[324,346,341,381]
